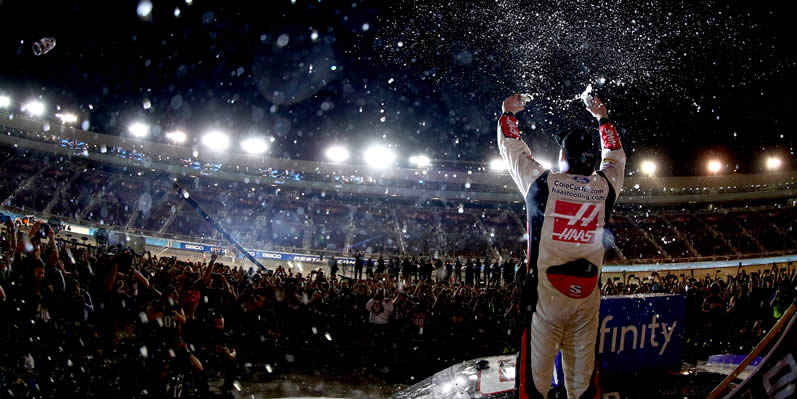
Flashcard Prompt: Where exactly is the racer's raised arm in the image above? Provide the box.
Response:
[497,94,547,196]
[586,96,626,192]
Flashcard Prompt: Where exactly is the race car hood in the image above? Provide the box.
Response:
[391,355,516,399]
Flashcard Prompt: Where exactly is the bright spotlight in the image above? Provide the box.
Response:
[326,145,350,162]
[489,158,507,171]
[241,137,268,154]
[537,159,553,170]
[0,96,10,108]
[640,160,657,176]
[165,130,187,143]
[766,157,782,171]
[410,154,431,168]
[202,130,230,151]
[128,122,150,138]
[55,113,78,124]
[21,100,45,116]
[364,145,396,169]
[707,160,722,174]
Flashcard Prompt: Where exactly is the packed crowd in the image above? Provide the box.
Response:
[600,263,797,359]
[1,219,794,397]
[0,221,528,398]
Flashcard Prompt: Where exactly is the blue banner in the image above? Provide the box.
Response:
[173,241,357,265]
[553,294,684,382]
[145,237,169,247]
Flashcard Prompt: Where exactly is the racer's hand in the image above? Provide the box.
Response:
[502,94,526,114]
[586,96,608,120]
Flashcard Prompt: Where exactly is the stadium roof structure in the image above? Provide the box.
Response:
[2,110,796,206]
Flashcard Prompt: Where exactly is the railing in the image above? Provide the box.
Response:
[618,249,797,265]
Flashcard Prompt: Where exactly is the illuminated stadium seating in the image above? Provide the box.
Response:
[0,122,795,264]
[438,209,486,257]
[351,206,397,254]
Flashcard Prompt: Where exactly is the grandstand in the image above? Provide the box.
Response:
[1,112,796,266]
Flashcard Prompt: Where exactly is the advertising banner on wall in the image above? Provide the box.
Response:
[597,293,685,375]
[173,240,356,265]
[552,293,685,382]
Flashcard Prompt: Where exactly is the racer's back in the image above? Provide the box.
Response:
[497,111,626,318]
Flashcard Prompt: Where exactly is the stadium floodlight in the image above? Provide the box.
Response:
[55,113,78,124]
[536,158,553,170]
[707,159,722,174]
[766,156,782,171]
[364,145,396,168]
[165,130,187,143]
[489,158,507,171]
[241,137,268,155]
[0,95,10,108]
[202,130,230,151]
[21,100,45,116]
[640,160,657,176]
[128,122,149,138]
[325,145,350,163]
[409,154,431,168]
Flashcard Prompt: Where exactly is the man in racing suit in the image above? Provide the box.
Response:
[498,94,626,399]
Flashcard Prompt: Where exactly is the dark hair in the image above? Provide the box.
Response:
[27,257,45,270]
[163,285,178,297]
[555,130,599,175]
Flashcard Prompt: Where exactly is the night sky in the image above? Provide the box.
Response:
[0,0,794,177]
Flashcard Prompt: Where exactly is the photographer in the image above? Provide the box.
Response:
[465,257,475,286]
[327,255,339,279]
[473,258,482,288]
[354,251,363,280]
[400,256,411,282]
[376,255,386,275]
[197,314,237,399]
[366,256,375,279]
[489,258,501,288]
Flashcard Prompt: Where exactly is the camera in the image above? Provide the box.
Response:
[93,228,109,246]
[47,217,63,235]
[31,223,51,240]
[106,246,135,273]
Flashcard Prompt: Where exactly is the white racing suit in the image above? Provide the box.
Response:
[498,112,626,399]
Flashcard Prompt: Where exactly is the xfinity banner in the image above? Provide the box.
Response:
[597,294,684,375]
[552,294,684,383]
